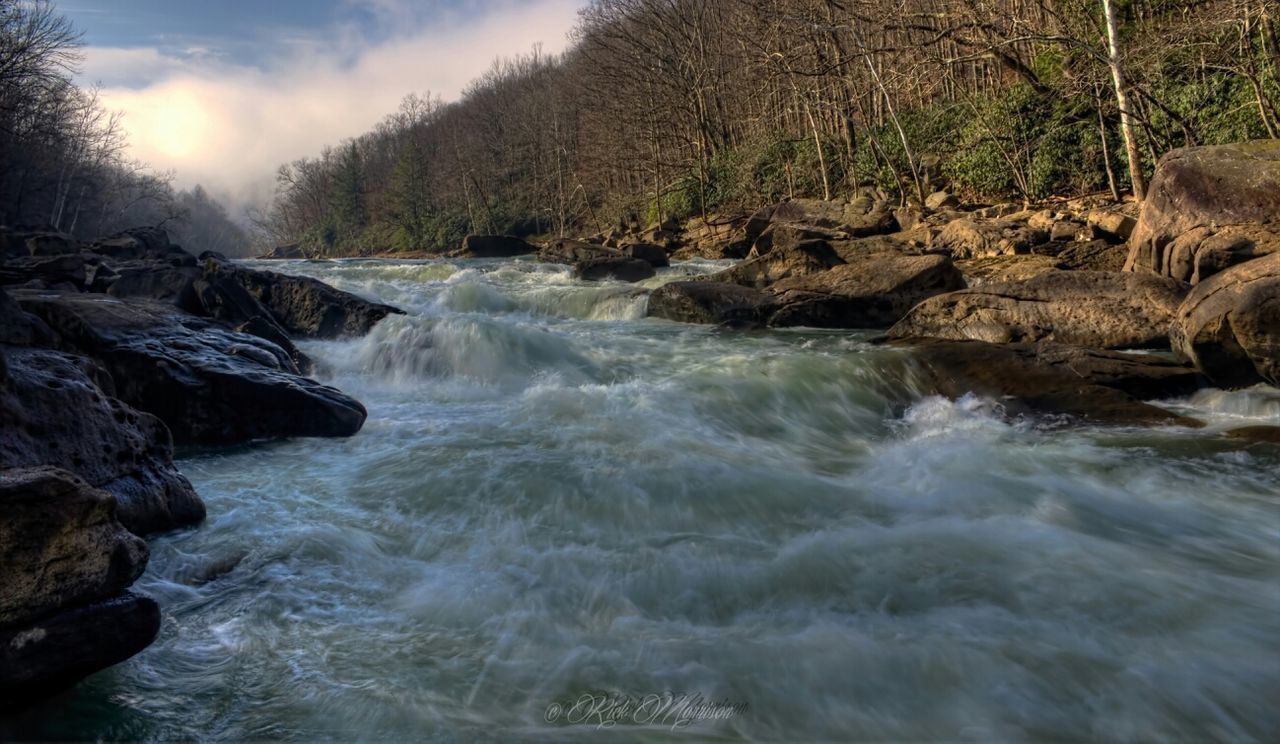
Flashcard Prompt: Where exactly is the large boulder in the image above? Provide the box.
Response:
[209,261,402,339]
[647,281,779,326]
[893,338,1204,427]
[768,254,965,329]
[932,218,1049,259]
[1,346,204,535]
[622,242,669,268]
[0,467,149,628]
[14,291,367,446]
[749,198,898,238]
[709,240,844,289]
[1171,252,1280,388]
[572,256,656,283]
[888,271,1187,349]
[538,238,621,265]
[1126,140,1280,280]
[455,234,536,258]
[679,215,751,259]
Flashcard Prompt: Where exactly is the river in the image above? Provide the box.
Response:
[7,258,1280,740]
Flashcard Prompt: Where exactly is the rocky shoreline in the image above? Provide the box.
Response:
[3,139,1278,708]
[1,229,401,706]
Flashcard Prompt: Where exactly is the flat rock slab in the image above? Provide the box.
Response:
[888,270,1187,349]
[15,291,367,447]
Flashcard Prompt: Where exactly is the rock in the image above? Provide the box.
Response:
[90,227,193,264]
[572,256,656,282]
[956,255,1063,285]
[932,218,1048,259]
[0,229,79,259]
[456,234,536,258]
[1049,220,1084,243]
[974,203,1022,220]
[1225,426,1280,444]
[1171,252,1280,388]
[891,338,1203,427]
[680,215,751,259]
[710,240,844,289]
[0,287,53,346]
[1087,210,1137,243]
[539,238,621,265]
[768,254,965,329]
[190,268,310,372]
[623,242,669,268]
[893,206,925,231]
[15,291,368,446]
[750,223,847,256]
[647,281,779,326]
[888,271,1187,349]
[210,260,403,339]
[925,191,960,210]
[101,261,201,306]
[746,199,898,241]
[0,346,204,535]
[257,243,306,260]
[1157,225,1280,285]
[0,254,89,289]
[1,591,160,707]
[1053,240,1129,273]
[0,467,148,628]
[1126,140,1280,277]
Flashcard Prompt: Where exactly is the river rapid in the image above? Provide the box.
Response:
[6,258,1280,741]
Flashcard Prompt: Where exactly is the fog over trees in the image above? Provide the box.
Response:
[258,0,1279,257]
[0,0,251,255]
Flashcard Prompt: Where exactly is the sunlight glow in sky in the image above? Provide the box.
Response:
[61,0,586,212]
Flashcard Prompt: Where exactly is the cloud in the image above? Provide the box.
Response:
[81,0,585,214]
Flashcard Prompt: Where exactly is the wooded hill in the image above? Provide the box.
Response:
[0,0,252,255]
[259,0,1280,256]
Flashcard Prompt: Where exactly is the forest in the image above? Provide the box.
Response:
[0,0,250,255]
[259,0,1280,257]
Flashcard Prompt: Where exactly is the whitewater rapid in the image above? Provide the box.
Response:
[7,258,1279,741]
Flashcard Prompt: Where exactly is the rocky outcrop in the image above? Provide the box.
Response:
[932,218,1049,259]
[1126,140,1280,280]
[1171,252,1280,388]
[208,260,402,339]
[454,234,537,258]
[1,344,204,535]
[538,238,619,265]
[572,256,656,282]
[710,240,844,289]
[893,338,1204,427]
[888,271,1187,349]
[647,281,779,326]
[768,254,965,329]
[15,291,367,446]
[956,255,1063,285]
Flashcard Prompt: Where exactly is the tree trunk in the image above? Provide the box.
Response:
[1103,0,1146,201]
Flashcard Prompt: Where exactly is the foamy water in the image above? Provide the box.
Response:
[7,258,1279,741]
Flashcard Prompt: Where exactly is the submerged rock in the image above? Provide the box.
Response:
[1171,252,1280,388]
[15,291,367,446]
[768,254,965,329]
[888,270,1187,349]
[893,338,1204,427]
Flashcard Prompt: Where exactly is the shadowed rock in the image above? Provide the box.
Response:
[572,256,656,282]
[1171,252,1280,388]
[768,254,965,329]
[454,234,537,258]
[647,281,779,326]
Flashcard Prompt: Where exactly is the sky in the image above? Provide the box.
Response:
[61,0,586,214]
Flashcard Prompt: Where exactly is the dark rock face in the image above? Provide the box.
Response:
[1,590,160,707]
[0,346,204,535]
[15,291,367,447]
[623,242,669,268]
[1171,252,1280,388]
[647,281,779,326]
[1126,140,1280,280]
[893,338,1204,427]
[888,271,1188,349]
[572,256,656,283]
[538,238,620,265]
[768,254,965,329]
[209,261,402,340]
[0,468,149,627]
[456,234,536,258]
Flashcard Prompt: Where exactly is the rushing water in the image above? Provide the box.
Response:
[6,258,1280,741]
